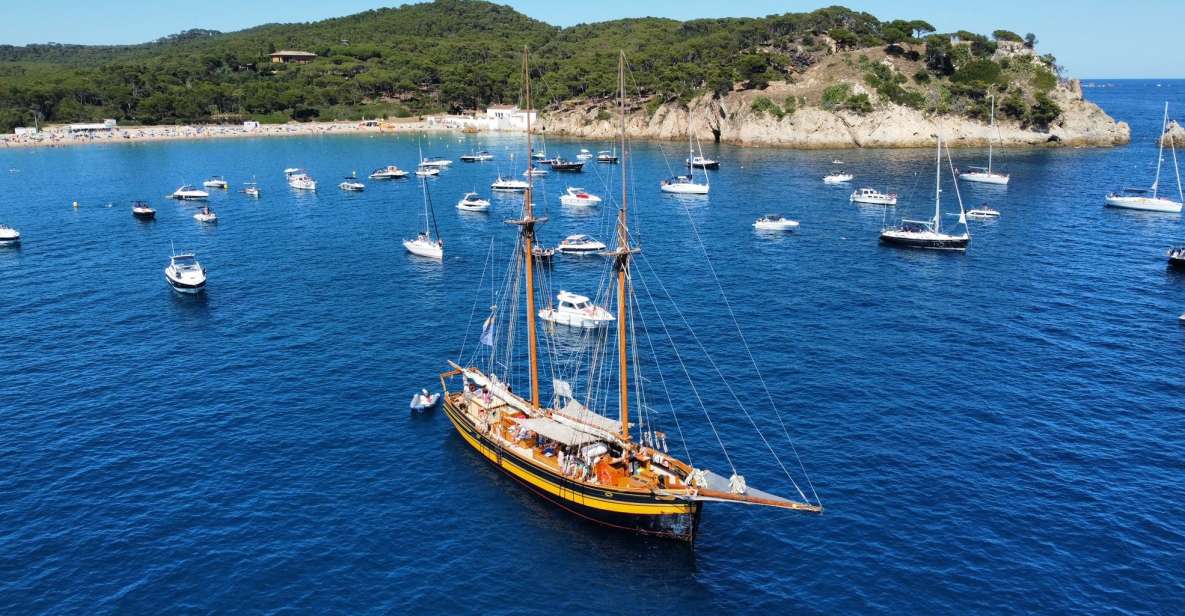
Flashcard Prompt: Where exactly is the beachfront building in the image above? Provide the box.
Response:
[484,105,536,130]
[14,127,38,135]
[270,50,317,64]
[69,119,117,133]
[427,105,538,132]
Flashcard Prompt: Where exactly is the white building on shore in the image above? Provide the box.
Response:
[69,119,118,132]
[426,105,538,132]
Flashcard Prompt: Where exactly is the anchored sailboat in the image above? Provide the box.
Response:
[660,111,710,195]
[1105,102,1183,213]
[404,174,443,260]
[436,49,820,542]
[958,94,1010,185]
[881,136,971,251]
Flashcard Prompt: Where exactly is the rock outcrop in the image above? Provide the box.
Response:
[1161,121,1185,147]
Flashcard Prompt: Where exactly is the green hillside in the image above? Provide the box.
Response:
[0,1,1063,132]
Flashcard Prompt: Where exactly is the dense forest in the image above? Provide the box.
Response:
[0,0,1064,133]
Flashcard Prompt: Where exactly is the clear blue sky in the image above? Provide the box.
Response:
[2,1,1181,79]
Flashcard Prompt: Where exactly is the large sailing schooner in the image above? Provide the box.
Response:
[436,49,821,542]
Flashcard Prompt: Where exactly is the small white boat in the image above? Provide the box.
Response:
[243,179,261,198]
[415,165,440,177]
[753,215,799,231]
[824,173,854,184]
[202,176,228,189]
[850,187,898,205]
[172,185,209,201]
[193,206,217,223]
[287,171,317,191]
[491,177,529,191]
[0,224,21,245]
[660,175,709,194]
[459,151,494,162]
[132,201,156,220]
[559,187,601,206]
[965,206,1001,219]
[457,192,491,212]
[959,94,1011,185]
[686,155,720,169]
[420,157,453,168]
[556,234,606,255]
[523,168,549,177]
[596,150,619,164]
[404,233,443,259]
[339,176,365,192]
[1105,102,1183,213]
[164,250,206,294]
[410,389,440,411]
[576,148,593,160]
[369,165,408,179]
[539,291,615,329]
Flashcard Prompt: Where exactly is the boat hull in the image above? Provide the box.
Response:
[441,396,702,541]
[880,232,969,251]
[958,172,1010,185]
[164,274,205,294]
[1104,196,1183,213]
[403,239,443,260]
[660,183,709,195]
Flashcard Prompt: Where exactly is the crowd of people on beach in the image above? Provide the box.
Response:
[0,120,426,148]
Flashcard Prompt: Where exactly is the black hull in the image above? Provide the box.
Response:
[133,212,156,220]
[690,163,720,170]
[880,235,969,251]
[1169,257,1185,270]
[552,164,584,172]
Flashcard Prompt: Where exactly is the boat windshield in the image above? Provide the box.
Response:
[172,255,197,268]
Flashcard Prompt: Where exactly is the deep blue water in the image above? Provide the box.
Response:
[2,80,1184,614]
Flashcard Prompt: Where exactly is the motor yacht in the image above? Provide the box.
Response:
[538,291,615,329]
[753,215,799,231]
[965,205,1001,219]
[559,187,602,207]
[339,176,365,192]
[369,165,408,179]
[203,176,228,189]
[824,173,854,184]
[576,148,593,160]
[287,171,317,191]
[131,201,156,220]
[491,177,529,191]
[686,155,720,169]
[420,157,453,168]
[164,250,206,294]
[193,206,218,223]
[850,187,898,205]
[0,224,20,245]
[550,157,584,172]
[460,151,494,162]
[171,185,209,201]
[457,192,491,212]
[415,165,441,177]
[556,234,607,255]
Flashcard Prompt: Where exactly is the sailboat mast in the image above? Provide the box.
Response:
[934,135,942,230]
[521,47,541,409]
[1153,101,1167,199]
[615,50,634,443]
[988,95,995,174]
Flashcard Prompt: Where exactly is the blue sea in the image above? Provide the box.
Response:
[2,80,1183,614]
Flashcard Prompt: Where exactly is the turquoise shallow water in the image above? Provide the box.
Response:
[2,80,1184,613]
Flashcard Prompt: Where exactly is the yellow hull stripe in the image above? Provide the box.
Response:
[446,409,693,516]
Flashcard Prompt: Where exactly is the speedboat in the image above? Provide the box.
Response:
[164,250,206,294]
[660,175,709,194]
[171,185,209,201]
[538,291,615,329]
[491,177,529,191]
[523,168,549,177]
[850,187,898,205]
[824,173,854,184]
[753,215,799,231]
[686,155,720,169]
[460,151,494,162]
[193,206,218,223]
[559,187,602,207]
[369,165,408,179]
[131,201,156,220]
[339,176,365,192]
[203,176,228,189]
[1104,188,1182,213]
[965,205,1001,219]
[957,166,1010,185]
[415,165,440,177]
[596,150,619,164]
[556,234,606,255]
[410,389,441,411]
[0,224,20,245]
[287,171,317,190]
[550,157,584,172]
[576,148,593,160]
[404,232,443,259]
[243,181,261,198]
[457,192,491,212]
[420,157,453,168]
[1168,246,1185,270]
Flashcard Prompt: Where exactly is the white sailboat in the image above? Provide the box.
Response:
[958,94,1010,185]
[1105,102,1183,213]
[661,112,710,194]
[880,136,971,251]
[404,176,444,260]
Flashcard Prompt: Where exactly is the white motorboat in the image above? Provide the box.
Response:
[420,157,453,168]
[171,185,209,201]
[965,205,1001,219]
[523,168,549,177]
[538,290,615,329]
[460,151,494,162]
[491,177,529,191]
[753,215,799,231]
[164,250,206,294]
[1168,246,1185,270]
[596,150,619,164]
[559,187,602,207]
[0,224,20,245]
[576,148,593,160]
[556,234,606,255]
[287,171,317,190]
[404,177,443,260]
[339,176,365,192]
[1105,102,1183,213]
[850,187,898,205]
[415,165,440,177]
[243,178,261,198]
[369,165,408,179]
[824,173,854,184]
[457,192,491,212]
[203,176,228,189]
[193,206,218,223]
[880,136,970,251]
[410,389,441,411]
[131,201,156,220]
[959,95,1010,185]
[660,175,709,194]
[686,155,720,169]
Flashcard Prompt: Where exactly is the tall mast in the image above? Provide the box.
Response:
[1153,101,1167,199]
[613,50,637,443]
[934,135,942,231]
[987,94,995,174]
[508,46,542,409]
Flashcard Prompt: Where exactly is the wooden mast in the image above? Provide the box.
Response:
[613,50,637,443]
[513,46,542,409]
